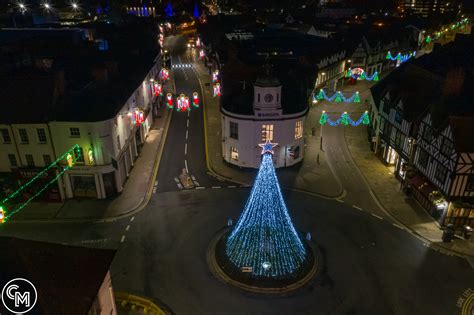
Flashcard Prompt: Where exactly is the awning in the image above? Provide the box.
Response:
[409,175,436,198]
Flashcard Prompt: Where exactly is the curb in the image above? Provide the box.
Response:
[196,63,345,199]
[341,126,474,259]
[6,79,175,226]
[206,227,321,295]
[115,291,172,315]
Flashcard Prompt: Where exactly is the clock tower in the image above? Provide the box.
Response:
[253,75,282,119]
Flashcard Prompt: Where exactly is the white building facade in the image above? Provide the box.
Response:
[0,62,160,200]
[221,78,307,169]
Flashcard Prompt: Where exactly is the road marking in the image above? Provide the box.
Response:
[336,199,344,203]
[185,159,189,173]
[228,185,236,188]
[186,130,188,139]
[352,205,363,211]
[187,111,190,117]
[120,235,126,243]
[177,183,183,189]
[371,213,383,220]
[185,143,187,155]
[191,175,197,181]
[155,180,158,187]
[187,119,189,127]
[194,181,200,186]
[196,186,205,189]
[392,223,405,230]
[212,186,221,189]
[153,187,157,194]
[174,177,180,183]
[130,216,135,222]
[125,225,130,231]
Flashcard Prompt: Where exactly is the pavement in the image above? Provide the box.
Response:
[7,71,174,224]
[194,60,343,198]
[197,58,474,257]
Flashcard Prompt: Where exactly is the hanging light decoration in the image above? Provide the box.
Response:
[212,70,219,83]
[319,111,370,126]
[199,49,205,59]
[315,89,360,103]
[166,93,174,109]
[192,92,200,107]
[213,83,221,97]
[154,82,163,96]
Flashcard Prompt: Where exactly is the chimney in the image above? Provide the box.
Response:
[442,68,464,97]
[92,67,109,84]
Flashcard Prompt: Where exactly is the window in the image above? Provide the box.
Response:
[261,124,274,141]
[25,154,35,167]
[435,164,448,183]
[1,129,11,143]
[466,175,474,192]
[69,127,81,138]
[43,154,51,166]
[394,129,405,148]
[19,129,29,143]
[440,137,454,156]
[295,121,303,139]
[117,135,121,151]
[230,147,238,160]
[230,122,238,140]
[258,94,260,102]
[37,128,47,143]
[395,110,402,124]
[418,149,429,168]
[423,125,432,141]
[75,147,84,163]
[8,154,17,167]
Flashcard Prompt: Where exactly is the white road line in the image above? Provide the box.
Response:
[392,223,405,230]
[130,216,135,222]
[185,160,189,173]
[212,186,221,189]
[120,235,126,243]
[177,183,183,189]
[196,186,205,189]
[155,180,158,186]
[371,213,383,220]
[194,181,200,186]
[228,185,236,188]
[187,111,190,117]
[186,130,188,139]
[352,205,363,211]
[174,177,180,183]
[187,119,189,127]
[191,175,197,181]
[336,199,344,203]
[153,187,157,194]
[185,143,187,155]
[125,225,130,231]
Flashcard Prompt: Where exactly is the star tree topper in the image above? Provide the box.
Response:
[258,139,278,155]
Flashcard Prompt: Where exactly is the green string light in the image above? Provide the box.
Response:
[0,144,81,223]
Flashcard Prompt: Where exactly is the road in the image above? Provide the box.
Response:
[0,36,473,315]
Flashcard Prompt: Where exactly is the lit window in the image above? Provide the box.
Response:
[230,147,239,160]
[75,147,84,163]
[262,124,274,141]
[69,127,81,138]
[295,121,303,139]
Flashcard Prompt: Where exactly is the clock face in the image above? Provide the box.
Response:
[264,94,273,103]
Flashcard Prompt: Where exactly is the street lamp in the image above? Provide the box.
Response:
[71,2,79,10]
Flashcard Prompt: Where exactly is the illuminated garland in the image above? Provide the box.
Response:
[1,144,81,223]
[315,89,360,103]
[425,18,469,43]
[319,111,370,126]
[345,70,379,81]
[386,51,416,63]
[225,141,306,277]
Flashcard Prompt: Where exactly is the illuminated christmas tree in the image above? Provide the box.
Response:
[225,140,307,277]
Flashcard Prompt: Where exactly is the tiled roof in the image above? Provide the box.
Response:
[449,116,474,153]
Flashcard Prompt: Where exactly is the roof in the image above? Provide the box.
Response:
[0,52,156,123]
[449,116,474,153]
[255,75,281,87]
[0,237,115,314]
[370,63,443,122]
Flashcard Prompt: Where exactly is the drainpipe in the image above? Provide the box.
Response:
[8,125,23,166]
